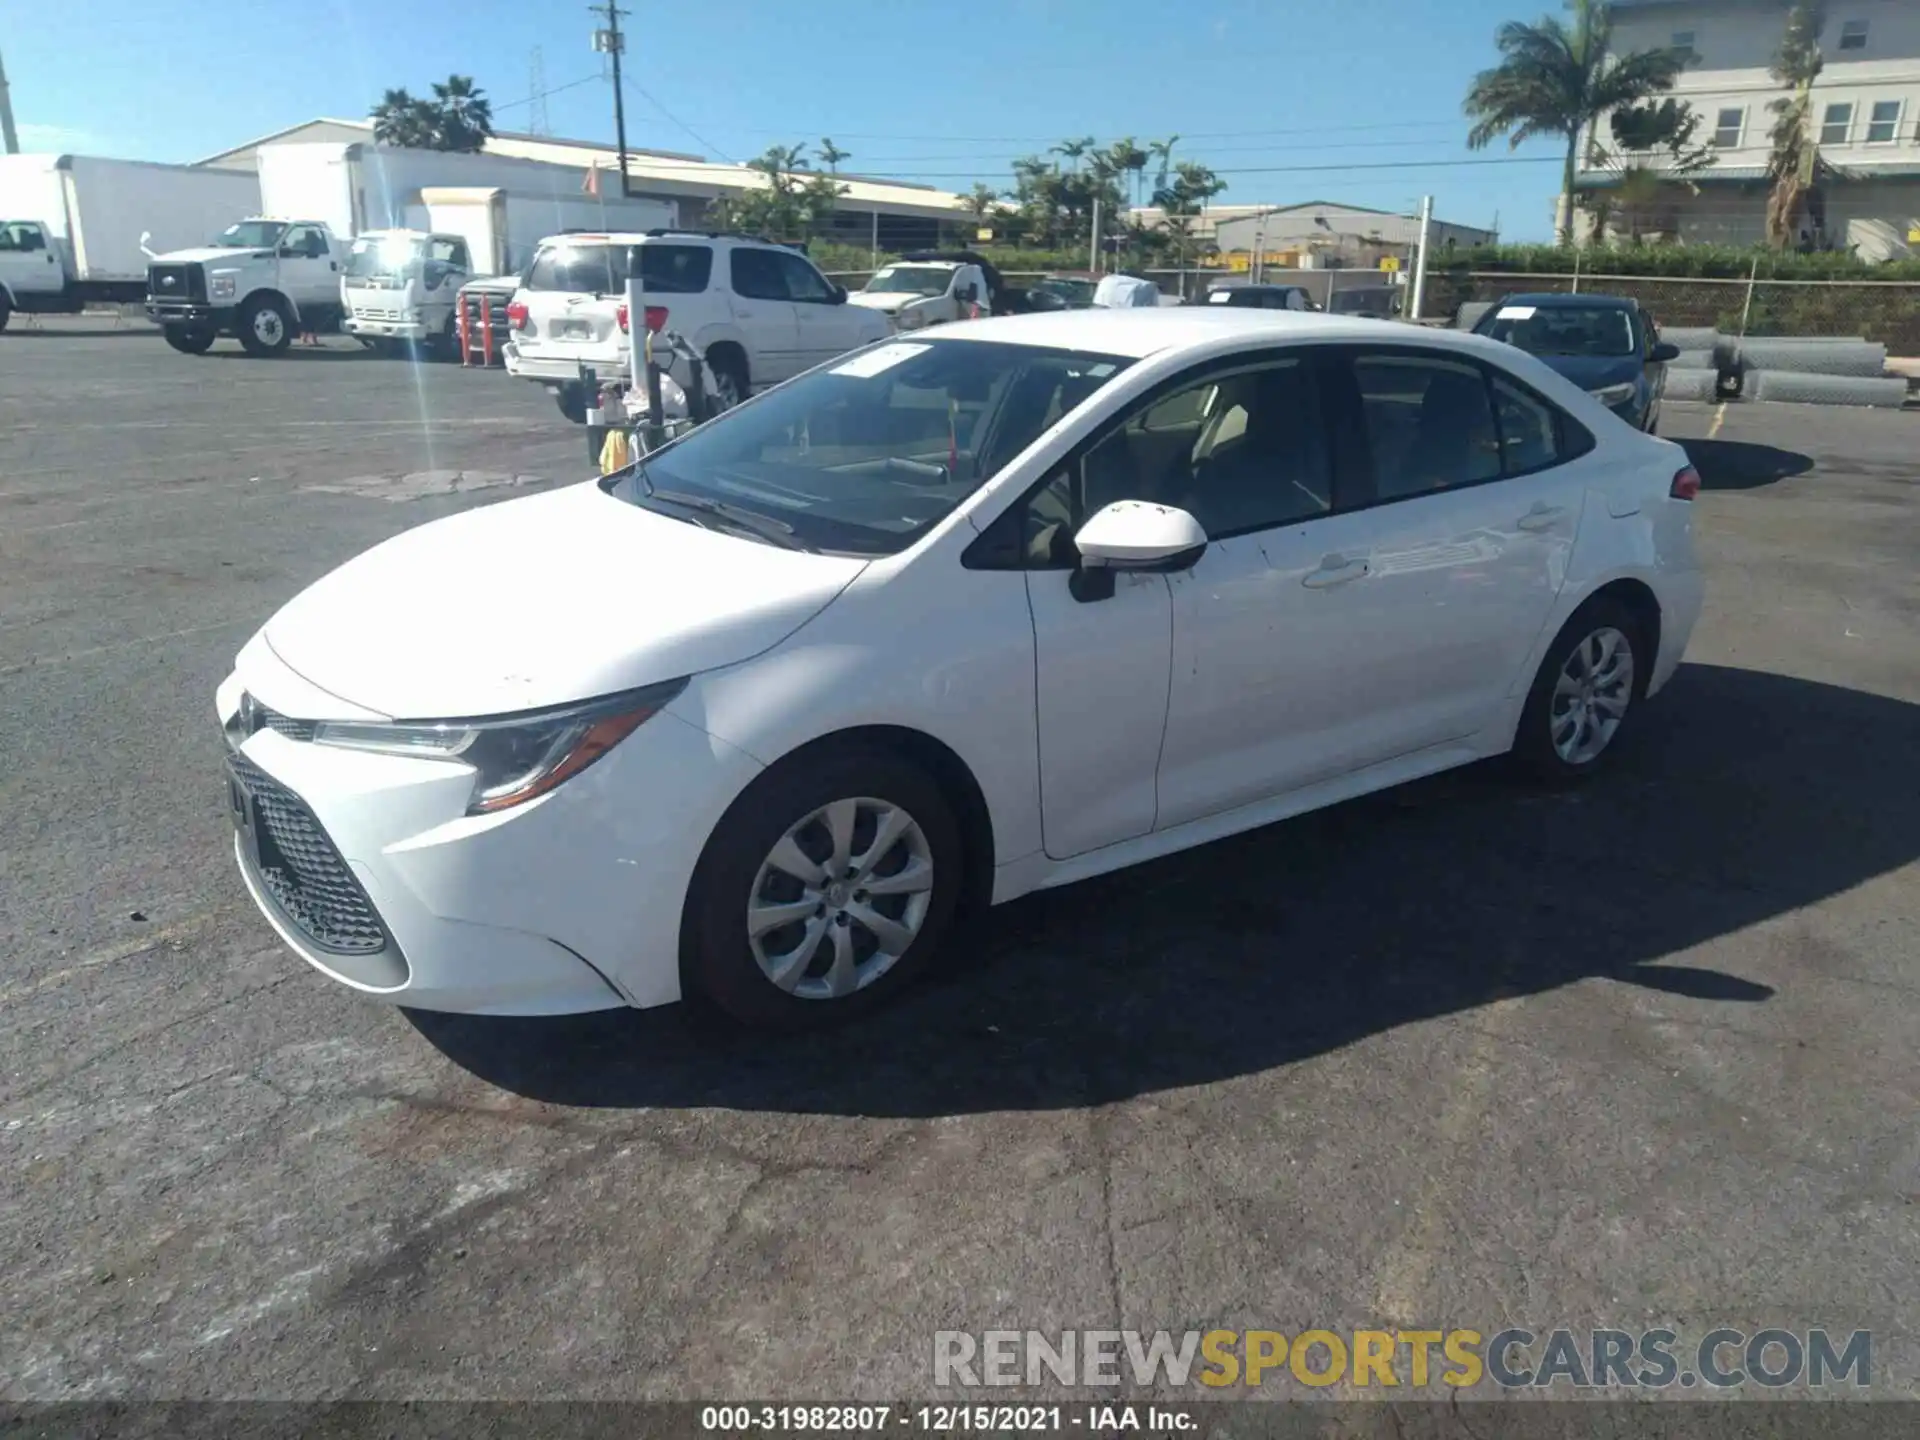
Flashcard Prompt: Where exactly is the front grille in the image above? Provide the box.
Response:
[458,286,516,361]
[260,707,316,741]
[230,752,390,956]
[147,262,205,302]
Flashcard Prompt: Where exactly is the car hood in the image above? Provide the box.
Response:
[846,292,927,313]
[154,245,272,266]
[1526,353,1645,391]
[259,481,868,719]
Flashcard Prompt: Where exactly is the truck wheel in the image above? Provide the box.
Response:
[433,314,460,362]
[163,325,215,355]
[237,297,292,357]
[554,384,589,424]
[0,293,11,334]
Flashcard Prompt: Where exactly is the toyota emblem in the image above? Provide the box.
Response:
[162,276,176,287]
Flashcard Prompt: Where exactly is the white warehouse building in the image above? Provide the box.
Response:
[196,118,973,255]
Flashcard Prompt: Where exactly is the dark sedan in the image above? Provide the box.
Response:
[1473,293,1679,433]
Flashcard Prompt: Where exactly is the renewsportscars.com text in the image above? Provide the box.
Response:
[933,1327,1872,1390]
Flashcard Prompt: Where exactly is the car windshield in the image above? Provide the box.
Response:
[613,338,1134,557]
[1035,277,1096,303]
[345,235,426,278]
[863,266,954,297]
[211,221,287,249]
[1481,305,1638,358]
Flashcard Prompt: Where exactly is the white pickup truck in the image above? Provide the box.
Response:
[144,217,347,356]
[846,253,997,332]
[340,228,474,358]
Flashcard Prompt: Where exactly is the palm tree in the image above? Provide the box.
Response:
[818,138,850,174]
[429,75,492,152]
[1147,136,1180,199]
[1463,0,1685,244]
[1106,136,1149,208]
[372,88,435,148]
[1051,136,1095,173]
[1765,1,1827,248]
[961,182,1000,229]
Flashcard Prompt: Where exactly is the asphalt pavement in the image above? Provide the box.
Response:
[1,322,1916,1402]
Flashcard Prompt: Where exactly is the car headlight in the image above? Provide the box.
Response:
[894,308,923,331]
[311,679,686,814]
[209,274,237,302]
[1589,382,1638,408]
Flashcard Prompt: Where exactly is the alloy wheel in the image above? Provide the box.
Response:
[746,797,934,1000]
[1551,626,1634,765]
[254,309,285,347]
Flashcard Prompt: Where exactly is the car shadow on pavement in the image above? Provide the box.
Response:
[1679,438,1814,491]
[409,663,1919,1116]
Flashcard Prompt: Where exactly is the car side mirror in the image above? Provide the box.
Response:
[829,283,848,304]
[1068,501,1208,603]
[1649,341,1681,363]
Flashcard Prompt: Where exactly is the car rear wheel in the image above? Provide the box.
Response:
[1512,596,1643,783]
[704,351,746,416]
[683,747,962,1030]
[0,293,11,333]
[554,383,588,424]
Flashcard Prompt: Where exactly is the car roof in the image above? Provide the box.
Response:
[1493,292,1640,311]
[929,307,1429,358]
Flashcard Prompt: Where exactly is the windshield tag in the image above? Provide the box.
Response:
[831,343,932,378]
[1496,305,1536,320]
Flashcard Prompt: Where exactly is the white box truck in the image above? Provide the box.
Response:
[0,154,259,330]
[255,142,677,276]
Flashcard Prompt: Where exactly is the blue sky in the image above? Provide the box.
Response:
[5,0,1570,240]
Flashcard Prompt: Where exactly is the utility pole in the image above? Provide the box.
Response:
[590,2,633,199]
[1410,194,1433,321]
[0,48,20,155]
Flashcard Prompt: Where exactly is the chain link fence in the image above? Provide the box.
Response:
[1425,272,1920,353]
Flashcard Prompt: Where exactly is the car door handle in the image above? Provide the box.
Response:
[735,308,754,317]
[1517,504,1566,532]
[1302,558,1369,589]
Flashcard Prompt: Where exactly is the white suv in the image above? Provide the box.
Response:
[503,231,890,423]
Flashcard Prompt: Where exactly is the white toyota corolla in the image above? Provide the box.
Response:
[218,308,1703,1027]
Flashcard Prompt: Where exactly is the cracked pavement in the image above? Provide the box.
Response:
[2,325,1917,1401]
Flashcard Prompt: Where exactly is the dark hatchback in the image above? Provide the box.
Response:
[1473,293,1679,432]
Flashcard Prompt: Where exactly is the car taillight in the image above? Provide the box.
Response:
[506,301,529,331]
[1670,465,1701,501]
[615,304,668,334]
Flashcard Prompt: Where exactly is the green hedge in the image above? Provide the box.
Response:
[1434,242,1920,281]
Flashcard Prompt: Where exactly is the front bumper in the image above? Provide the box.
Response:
[345,317,430,340]
[215,639,764,1015]
[147,301,235,330]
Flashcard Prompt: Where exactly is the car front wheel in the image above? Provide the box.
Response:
[683,747,962,1030]
[1512,596,1643,782]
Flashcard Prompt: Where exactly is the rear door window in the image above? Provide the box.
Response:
[730,248,789,301]
[524,243,630,295]
[633,243,712,294]
[1349,352,1503,502]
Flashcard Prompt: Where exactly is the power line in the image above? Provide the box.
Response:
[492,71,602,112]
[626,81,737,165]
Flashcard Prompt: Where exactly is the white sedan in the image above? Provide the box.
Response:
[216,309,1704,1027]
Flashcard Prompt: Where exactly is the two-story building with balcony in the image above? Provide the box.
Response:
[1576,0,1920,258]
